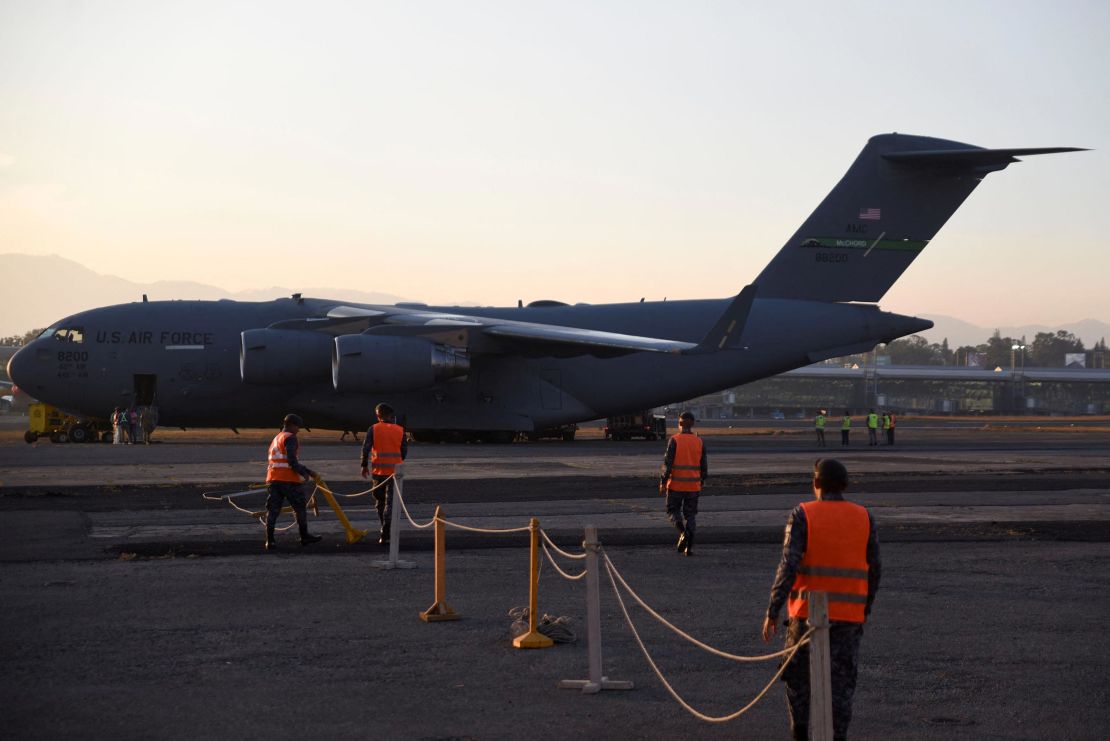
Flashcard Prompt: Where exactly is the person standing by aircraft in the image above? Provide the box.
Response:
[840,411,851,447]
[128,406,141,444]
[762,458,881,741]
[659,411,707,556]
[264,413,322,550]
[360,402,407,545]
[814,410,827,447]
[886,412,896,445]
[867,409,879,446]
[881,411,891,446]
[111,407,125,444]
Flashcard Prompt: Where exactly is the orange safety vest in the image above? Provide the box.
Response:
[889,414,897,428]
[266,431,303,483]
[666,434,703,493]
[370,422,405,476]
[788,500,871,623]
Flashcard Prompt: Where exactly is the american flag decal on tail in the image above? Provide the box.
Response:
[859,207,881,221]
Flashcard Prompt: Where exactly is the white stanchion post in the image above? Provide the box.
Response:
[558,525,633,694]
[808,591,833,741]
[371,473,415,570]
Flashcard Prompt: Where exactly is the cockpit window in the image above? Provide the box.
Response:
[38,327,57,339]
[52,327,85,343]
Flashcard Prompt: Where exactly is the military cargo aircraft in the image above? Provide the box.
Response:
[7,133,1082,441]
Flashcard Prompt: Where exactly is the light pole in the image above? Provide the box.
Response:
[1011,343,1027,413]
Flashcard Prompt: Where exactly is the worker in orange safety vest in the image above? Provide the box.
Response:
[658,410,707,556]
[359,402,407,544]
[264,413,322,550]
[762,458,881,741]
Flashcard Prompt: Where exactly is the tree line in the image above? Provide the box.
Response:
[867,331,1108,369]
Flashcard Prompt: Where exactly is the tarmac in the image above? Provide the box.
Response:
[1,421,1109,739]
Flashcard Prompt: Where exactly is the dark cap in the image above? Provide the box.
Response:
[283,413,304,427]
[813,458,849,492]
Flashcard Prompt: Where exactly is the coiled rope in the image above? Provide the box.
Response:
[507,606,578,643]
[605,557,812,723]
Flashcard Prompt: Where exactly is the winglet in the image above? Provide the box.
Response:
[686,284,757,354]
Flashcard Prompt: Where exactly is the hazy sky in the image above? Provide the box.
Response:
[1,1,1107,325]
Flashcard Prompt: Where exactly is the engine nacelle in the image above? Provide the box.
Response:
[240,329,333,384]
[332,334,470,393]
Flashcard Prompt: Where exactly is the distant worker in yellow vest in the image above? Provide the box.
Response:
[659,411,707,556]
[360,402,408,545]
[814,410,827,447]
[264,413,322,551]
[762,458,881,741]
[840,410,851,446]
[885,412,896,446]
[867,408,879,446]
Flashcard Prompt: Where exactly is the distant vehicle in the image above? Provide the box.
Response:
[0,395,12,413]
[25,402,111,444]
[517,423,577,442]
[770,410,786,420]
[605,411,666,441]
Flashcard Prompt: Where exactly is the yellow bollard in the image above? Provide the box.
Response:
[314,477,370,544]
[421,506,460,622]
[513,517,553,649]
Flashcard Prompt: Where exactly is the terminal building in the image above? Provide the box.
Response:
[680,364,1110,419]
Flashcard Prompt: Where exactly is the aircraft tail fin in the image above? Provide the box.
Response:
[752,133,1086,303]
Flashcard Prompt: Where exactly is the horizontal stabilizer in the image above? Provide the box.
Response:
[884,147,1087,172]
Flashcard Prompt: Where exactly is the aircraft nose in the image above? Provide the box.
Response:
[7,344,36,391]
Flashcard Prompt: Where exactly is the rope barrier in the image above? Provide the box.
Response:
[539,528,588,560]
[604,554,801,662]
[393,485,436,530]
[325,474,396,498]
[540,539,588,581]
[604,558,813,723]
[440,519,532,535]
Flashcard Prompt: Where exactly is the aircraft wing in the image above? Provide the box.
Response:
[320,305,697,355]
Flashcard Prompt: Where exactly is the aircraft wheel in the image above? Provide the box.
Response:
[562,430,575,442]
[24,431,38,444]
[50,431,70,444]
[69,424,91,444]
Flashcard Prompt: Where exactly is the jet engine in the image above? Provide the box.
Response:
[332,334,470,393]
[240,329,334,384]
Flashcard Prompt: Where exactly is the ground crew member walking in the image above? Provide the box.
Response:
[867,408,879,446]
[840,411,851,446]
[814,410,827,447]
[762,458,881,741]
[264,413,322,550]
[659,411,707,556]
[886,412,896,446]
[360,402,407,545]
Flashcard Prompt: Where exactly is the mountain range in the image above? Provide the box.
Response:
[2,254,1106,347]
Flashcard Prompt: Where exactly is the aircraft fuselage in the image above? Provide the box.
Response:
[7,295,927,432]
